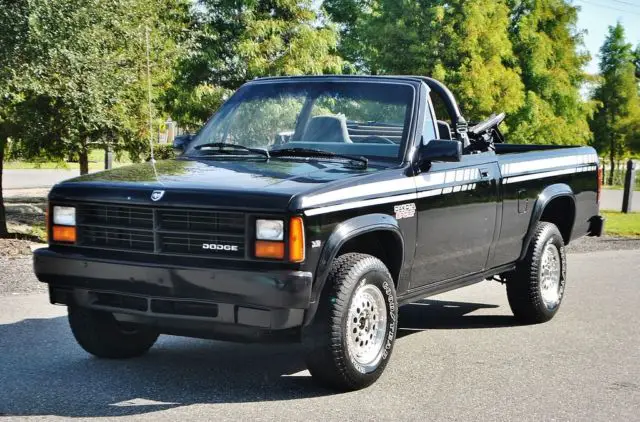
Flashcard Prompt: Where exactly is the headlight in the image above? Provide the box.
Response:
[256,219,284,241]
[53,206,76,226]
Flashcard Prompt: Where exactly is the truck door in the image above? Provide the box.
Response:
[410,150,500,289]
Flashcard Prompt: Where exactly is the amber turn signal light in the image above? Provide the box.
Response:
[289,216,305,262]
[255,240,285,259]
[52,225,77,243]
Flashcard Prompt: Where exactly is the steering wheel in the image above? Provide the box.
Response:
[358,135,396,144]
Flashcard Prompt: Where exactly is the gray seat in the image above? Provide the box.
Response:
[300,115,352,143]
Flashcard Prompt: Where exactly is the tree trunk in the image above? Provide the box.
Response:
[79,148,89,175]
[608,147,615,186]
[0,136,8,237]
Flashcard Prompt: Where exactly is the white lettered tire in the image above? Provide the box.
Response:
[304,253,398,391]
[507,222,567,323]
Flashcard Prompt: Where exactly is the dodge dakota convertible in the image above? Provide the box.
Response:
[34,75,604,391]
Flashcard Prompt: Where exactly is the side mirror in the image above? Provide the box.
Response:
[416,139,462,170]
[172,134,193,154]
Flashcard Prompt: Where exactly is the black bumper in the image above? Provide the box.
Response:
[587,215,605,237]
[33,248,313,342]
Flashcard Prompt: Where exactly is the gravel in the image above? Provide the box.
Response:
[0,256,47,296]
[0,239,36,257]
[566,235,640,253]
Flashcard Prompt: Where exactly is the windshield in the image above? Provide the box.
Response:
[186,81,415,161]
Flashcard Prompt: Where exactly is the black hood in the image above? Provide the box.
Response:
[49,157,378,211]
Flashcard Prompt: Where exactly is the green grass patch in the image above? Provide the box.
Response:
[602,211,640,237]
[4,149,133,170]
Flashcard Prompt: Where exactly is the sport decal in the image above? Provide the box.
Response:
[394,203,416,219]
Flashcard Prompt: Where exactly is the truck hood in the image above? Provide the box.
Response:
[49,157,377,211]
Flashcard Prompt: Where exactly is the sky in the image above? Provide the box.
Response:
[575,0,640,74]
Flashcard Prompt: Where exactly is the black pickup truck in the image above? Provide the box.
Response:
[34,75,603,391]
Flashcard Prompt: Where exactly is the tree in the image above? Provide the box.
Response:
[18,0,191,173]
[589,24,640,184]
[326,0,525,122]
[323,0,373,72]
[0,0,34,237]
[165,0,343,128]
[506,0,594,145]
[0,0,189,237]
[634,44,640,79]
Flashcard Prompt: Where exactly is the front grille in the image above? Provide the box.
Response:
[79,204,153,229]
[160,233,244,257]
[75,203,246,259]
[158,209,245,234]
[80,227,155,252]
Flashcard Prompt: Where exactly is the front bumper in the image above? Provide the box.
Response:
[33,248,313,342]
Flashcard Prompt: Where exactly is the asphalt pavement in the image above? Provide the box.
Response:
[3,169,83,190]
[599,188,640,212]
[1,249,639,421]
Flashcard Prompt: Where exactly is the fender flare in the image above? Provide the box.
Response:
[518,183,576,261]
[302,213,404,326]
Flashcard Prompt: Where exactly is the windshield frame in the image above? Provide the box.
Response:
[184,78,419,164]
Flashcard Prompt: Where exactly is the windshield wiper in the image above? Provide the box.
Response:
[270,148,368,168]
[194,142,270,158]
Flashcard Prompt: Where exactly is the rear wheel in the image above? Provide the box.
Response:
[507,222,567,324]
[68,306,159,358]
[304,253,398,391]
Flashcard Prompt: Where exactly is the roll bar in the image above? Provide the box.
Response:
[416,77,469,144]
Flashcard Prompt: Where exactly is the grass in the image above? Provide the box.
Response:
[4,149,132,171]
[602,211,640,238]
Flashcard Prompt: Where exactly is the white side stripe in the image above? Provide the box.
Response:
[504,165,597,184]
[501,153,598,176]
[417,188,442,198]
[305,181,482,216]
[304,193,417,216]
[300,177,415,208]
[303,167,483,208]
[301,152,598,213]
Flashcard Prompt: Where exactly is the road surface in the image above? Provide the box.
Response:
[1,249,639,421]
[599,188,640,212]
[3,169,84,190]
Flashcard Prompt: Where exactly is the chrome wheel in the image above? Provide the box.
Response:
[346,282,388,370]
[539,241,562,309]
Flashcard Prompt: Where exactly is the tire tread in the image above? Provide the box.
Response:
[305,253,396,391]
[507,222,565,324]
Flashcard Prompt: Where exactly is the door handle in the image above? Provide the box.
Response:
[479,168,490,179]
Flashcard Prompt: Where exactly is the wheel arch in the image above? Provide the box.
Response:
[519,183,576,261]
[303,213,404,326]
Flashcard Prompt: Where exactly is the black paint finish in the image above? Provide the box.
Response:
[34,75,602,343]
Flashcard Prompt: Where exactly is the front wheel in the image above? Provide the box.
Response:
[304,253,398,391]
[507,222,567,324]
[68,306,159,359]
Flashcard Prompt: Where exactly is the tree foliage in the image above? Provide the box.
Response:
[0,0,37,236]
[506,0,593,145]
[0,0,189,237]
[3,0,189,171]
[589,24,640,183]
[165,0,343,128]
[326,0,597,146]
[326,0,525,122]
